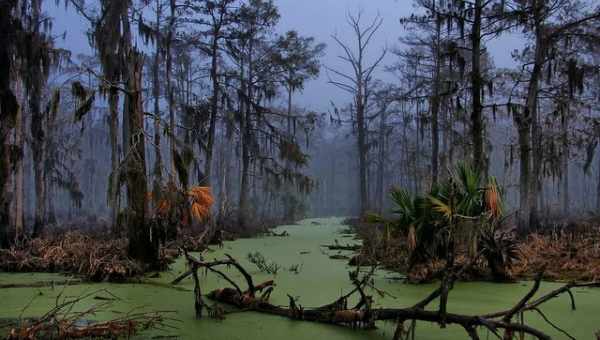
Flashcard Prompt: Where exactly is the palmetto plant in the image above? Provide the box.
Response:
[428,163,489,220]
[380,163,508,272]
[480,227,519,281]
[427,164,501,260]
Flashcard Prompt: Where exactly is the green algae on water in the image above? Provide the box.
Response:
[1,218,599,339]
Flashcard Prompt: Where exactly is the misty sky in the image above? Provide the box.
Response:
[47,0,524,112]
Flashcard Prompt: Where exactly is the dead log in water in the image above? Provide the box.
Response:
[176,251,599,339]
[321,243,361,251]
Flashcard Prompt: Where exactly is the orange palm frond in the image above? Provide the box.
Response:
[157,199,170,216]
[188,186,214,221]
[485,181,502,219]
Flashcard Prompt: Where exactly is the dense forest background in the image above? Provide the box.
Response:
[1,0,600,256]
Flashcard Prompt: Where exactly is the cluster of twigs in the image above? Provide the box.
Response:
[176,250,599,340]
[165,227,214,252]
[6,288,176,339]
[0,232,149,281]
[247,251,281,275]
[513,231,600,281]
[176,250,276,320]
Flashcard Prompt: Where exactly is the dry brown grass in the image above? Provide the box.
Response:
[0,232,170,281]
[350,218,600,283]
[6,289,175,339]
[513,231,600,281]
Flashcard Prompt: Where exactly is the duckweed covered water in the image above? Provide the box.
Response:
[1,217,598,339]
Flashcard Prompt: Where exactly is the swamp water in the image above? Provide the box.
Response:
[1,217,599,339]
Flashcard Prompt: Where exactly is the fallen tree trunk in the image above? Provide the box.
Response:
[177,251,599,339]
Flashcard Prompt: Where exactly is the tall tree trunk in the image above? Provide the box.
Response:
[402,107,410,190]
[0,0,17,248]
[440,97,450,176]
[449,98,456,166]
[530,102,542,228]
[0,130,9,249]
[45,102,57,225]
[46,181,56,224]
[282,86,295,220]
[0,101,9,248]
[14,79,24,243]
[375,105,386,214]
[561,108,569,215]
[30,93,45,237]
[153,55,162,191]
[125,50,157,266]
[87,121,96,214]
[120,5,157,265]
[167,1,176,181]
[470,0,484,176]
[431,9,442,186]
[516,114,531,232]
[152,2,163,197]
[513,1,552,233]
[218,117,233,220]
[239,115,251,227]
[238,51,250,227]
[94,0,127,235]
[356,81,368,216]
[414,100,421,193]
[516,30,544,232]
[204,37,220,186]
[29,0,45,238]
[525,21,545,231]
[108,90,120,233]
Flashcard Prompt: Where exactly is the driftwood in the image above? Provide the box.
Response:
[175,251,600,339]
[329,254,350,260]
[321,243,361,251]
[267,231,290,237]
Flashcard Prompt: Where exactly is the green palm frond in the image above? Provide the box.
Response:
[390,187,414,215]
[447,162,485,217]
[428,195,453,220]
[454,162,480,195]
[389,187,420,228]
